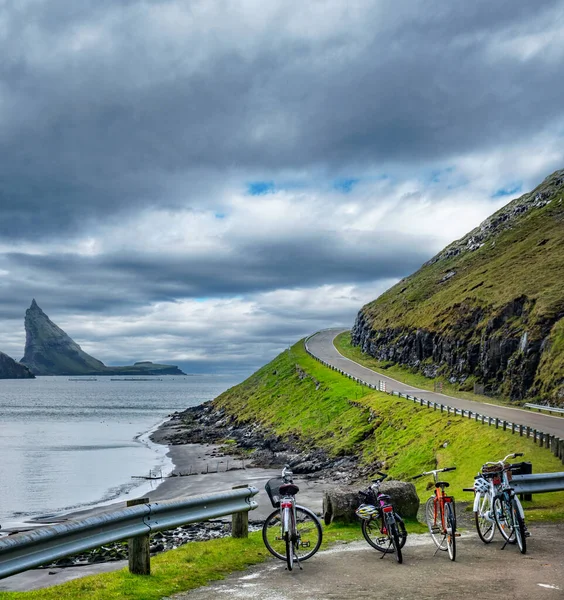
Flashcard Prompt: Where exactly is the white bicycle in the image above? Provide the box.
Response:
[471,452,527,553]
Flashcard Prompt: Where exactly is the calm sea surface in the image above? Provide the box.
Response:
[0,375,239,528]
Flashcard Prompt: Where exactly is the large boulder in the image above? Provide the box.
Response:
[323,481,419,525]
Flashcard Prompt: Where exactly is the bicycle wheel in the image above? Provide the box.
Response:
[263,508,286,560]
[474,492,495,543]
[493,495,516,544]
[362,514,407,553]
[389,522,403,564]
[263,506,323,562]
[511,498,527,554]
[425,496,446,550]
[445,502,456,561]
[285,531,294,571]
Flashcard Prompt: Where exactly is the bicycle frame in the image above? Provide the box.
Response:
[431,489,454,532]
[474,452,527,553]
[280,496,296,540]
[357,471,405,563]
[414,466,457,560]
[481,454,525,520]
[499,466,525,520]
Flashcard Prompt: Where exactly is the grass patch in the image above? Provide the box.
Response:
[0,534,269,600]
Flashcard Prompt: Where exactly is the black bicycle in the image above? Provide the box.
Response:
[355,472,407,564]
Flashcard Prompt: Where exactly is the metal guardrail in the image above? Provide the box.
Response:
[0,486,258,580]
[304,335,564,465]
[511,473,564,495]
[524,403,564,415]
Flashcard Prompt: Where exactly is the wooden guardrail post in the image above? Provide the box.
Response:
[127,498,151,575]
[231,484,249,538]
[551,437,559,458]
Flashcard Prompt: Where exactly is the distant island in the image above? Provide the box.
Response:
[0,351,35,379]
[18,300,186,376]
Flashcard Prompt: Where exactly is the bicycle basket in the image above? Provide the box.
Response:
[265,478,285,508]
[359,488,378,505]
[481,464,503,476]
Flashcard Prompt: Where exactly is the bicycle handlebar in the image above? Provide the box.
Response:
[483,452,524,467]
[413,466,456,479]
[370,471,388,485]
[282,465,294,481]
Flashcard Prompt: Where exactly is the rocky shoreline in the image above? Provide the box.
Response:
[157,401,380,483]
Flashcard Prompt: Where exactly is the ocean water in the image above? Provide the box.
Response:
[0,374,239,529]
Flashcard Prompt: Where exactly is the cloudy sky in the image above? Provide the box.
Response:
[1,0,563,375]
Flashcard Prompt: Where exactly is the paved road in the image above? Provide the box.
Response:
[170,525,564,600]
[306,329,564,439]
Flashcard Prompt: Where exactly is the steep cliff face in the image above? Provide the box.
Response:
[0,351,35,379]
[20,300,186,376]
[352,169,564,405]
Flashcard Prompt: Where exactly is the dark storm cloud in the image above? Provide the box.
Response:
[1,0,563,238]
[2,228,429,310]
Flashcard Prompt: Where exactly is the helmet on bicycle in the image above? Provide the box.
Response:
[474,477,490,493]
[355,503,378,520]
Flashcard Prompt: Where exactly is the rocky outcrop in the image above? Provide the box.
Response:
[20,300,186,376]
[0,351,35,379]
[352,169,564,403]
[352,296,548,400]
[21,299,107,375]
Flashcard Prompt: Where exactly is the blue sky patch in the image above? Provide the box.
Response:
[333,178,359,193]
[429,166,455,183]
[247,181,275,195]
[492,183,522,198]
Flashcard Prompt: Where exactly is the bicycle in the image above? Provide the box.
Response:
[355,471,407,564]
[413,466,457,561]
[471,452,527,553]
[262,466,323,571]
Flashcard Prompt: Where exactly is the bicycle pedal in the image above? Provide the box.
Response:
[525,531,531,538]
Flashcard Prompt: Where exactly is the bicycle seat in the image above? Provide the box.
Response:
[279,483,299,495]
[435,481,450,488]
[378,494,391,502]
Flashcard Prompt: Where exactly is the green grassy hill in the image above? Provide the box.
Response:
[352,169,564,404]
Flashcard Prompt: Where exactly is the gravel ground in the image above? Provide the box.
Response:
[167,523,564,600]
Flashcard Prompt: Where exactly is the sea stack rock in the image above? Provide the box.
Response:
[19,300,186,376]
[0,351,35,379]
[20,299,107,375]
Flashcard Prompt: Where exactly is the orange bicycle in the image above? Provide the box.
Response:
[413,466,457,561]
